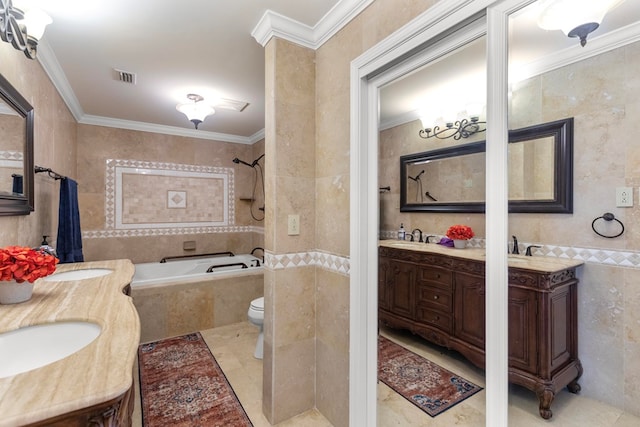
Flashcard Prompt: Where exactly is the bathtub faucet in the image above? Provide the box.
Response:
[251,247,265,263]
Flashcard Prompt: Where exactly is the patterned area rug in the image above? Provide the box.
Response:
[378,335,483,417]
[138,332,252,427]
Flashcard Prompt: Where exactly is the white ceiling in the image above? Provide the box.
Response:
[33,0,359,144]
[27,0,640,143]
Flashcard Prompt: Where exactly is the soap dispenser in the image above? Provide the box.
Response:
[398,223,406,240]
[38,235,57,257]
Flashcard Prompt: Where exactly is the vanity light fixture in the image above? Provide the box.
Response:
[418,116,486,140]
[0,0,52,59]
[537,0,626,47]
[176,94,215,129]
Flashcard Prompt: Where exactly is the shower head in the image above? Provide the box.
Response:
[232,157,253,167]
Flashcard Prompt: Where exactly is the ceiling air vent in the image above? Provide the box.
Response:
[114,68,137,84]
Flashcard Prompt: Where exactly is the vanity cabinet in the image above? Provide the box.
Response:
[378,246,583,419]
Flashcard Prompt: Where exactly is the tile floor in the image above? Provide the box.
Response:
[133,322,640,426]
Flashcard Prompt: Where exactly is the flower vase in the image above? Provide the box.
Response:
[0,280,34,304]
[453,239,467,249]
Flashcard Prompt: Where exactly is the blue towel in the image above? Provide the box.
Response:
[57,178,84,264]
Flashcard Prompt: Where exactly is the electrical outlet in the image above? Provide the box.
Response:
[616,187,633,207]
[287,214,300,235]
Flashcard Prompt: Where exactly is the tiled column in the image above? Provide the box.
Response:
[263,38,317,423]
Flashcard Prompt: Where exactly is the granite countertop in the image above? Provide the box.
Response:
[378,240,584,272]
[0,259,139,427]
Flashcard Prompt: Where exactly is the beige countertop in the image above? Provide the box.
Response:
[0,259,139,427]
[379,240,584,272]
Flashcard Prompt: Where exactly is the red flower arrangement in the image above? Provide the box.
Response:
[446,224,475,240]
[0,246,59,284]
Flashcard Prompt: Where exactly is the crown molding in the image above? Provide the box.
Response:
[252,0,375,48]
[37,39,84,121]
[512,20,640,84]
[79,115,258,144]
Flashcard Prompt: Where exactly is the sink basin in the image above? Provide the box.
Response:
[43,268,113,282]
[0,321,101,378]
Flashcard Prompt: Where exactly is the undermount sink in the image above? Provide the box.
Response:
[43,268,113,282]
[0,321,101,378]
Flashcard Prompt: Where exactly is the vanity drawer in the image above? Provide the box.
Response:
[418,267,452,288]
[416,307,452,333]
[417,284,452,311]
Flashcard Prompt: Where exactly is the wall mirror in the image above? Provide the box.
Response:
[400,117,573,213]
[0,72,34,216]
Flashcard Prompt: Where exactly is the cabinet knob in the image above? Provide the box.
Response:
[434,316,440,321]
[433,295,439,300]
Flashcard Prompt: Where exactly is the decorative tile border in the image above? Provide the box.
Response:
[380,230,640,269]
[0,150,22,168]
[265,251,350,275]
[83,225,263,239]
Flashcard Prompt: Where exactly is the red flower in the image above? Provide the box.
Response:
[446,225,474,240]
[0,246,59,283]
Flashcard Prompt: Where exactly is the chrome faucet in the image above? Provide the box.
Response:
[411,228,423,242]
[511,235,519,254]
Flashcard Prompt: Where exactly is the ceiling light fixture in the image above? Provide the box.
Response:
[0,0,52,59]
[418,116,486,140]
[537,0,626,47]
[176,94,215,129]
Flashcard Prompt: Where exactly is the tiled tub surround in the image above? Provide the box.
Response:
[107,159,234,232]
[0,260,138,426]
[132,267,263,343]
[75,129,265,264]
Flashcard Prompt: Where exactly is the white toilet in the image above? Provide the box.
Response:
[247,297,264,359]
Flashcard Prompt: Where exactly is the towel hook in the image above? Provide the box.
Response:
[591,212,624,238]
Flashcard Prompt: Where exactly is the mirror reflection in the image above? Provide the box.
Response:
[399,118,573,213]
[0,97,26,196]
[0,72,34,216]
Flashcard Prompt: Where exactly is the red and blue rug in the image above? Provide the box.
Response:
[378,335,483,417]
[138,332,252,427]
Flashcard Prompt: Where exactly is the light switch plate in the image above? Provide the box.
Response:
[287,214,300,235]
[616,187,633,207]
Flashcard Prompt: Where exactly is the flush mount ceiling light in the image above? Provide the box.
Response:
[176,94,215,129]
[0,0,52,59]
[537,0,626,47]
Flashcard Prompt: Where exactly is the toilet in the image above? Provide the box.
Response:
[247,297,264,359]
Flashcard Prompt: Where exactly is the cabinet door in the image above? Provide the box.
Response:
[454,271,485,349]
[389,260,416,319]
[508,286,538,373]
[378,256,391,311]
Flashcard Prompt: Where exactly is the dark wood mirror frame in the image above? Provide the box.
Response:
[400,117,573,213]
[0,72,34,216]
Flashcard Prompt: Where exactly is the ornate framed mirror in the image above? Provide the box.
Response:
[400,118,573,213]
[0,72,34,216]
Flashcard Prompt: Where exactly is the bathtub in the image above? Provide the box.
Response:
[130,254,264,343]
[131,254,263,288]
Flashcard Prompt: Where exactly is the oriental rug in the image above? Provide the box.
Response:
[138,332,252,427]
[378,335,483,417]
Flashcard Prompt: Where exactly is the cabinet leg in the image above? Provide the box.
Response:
[536,388,555,420]
[567,380,581,394]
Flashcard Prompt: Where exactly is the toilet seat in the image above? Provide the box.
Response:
[250,297,264,312]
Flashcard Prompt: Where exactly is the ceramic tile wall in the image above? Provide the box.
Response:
[263,38,317,424]
[76,124,264,264]
[378,39,640,416]
[0,43,77,249]
[131,271,263,343]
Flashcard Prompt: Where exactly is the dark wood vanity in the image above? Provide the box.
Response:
[379,243,583,419]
